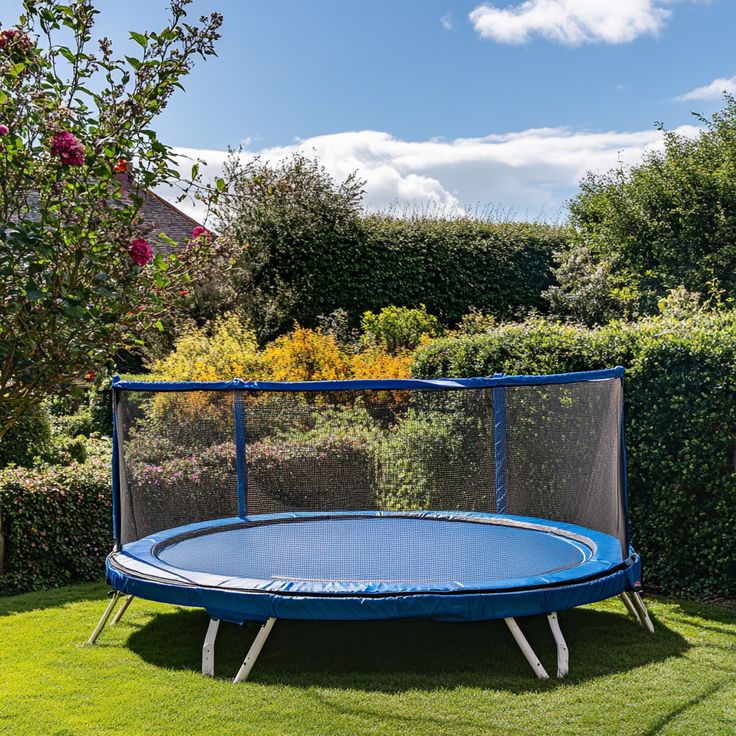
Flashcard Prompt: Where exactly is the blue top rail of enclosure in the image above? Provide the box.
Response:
[111,367,624,393]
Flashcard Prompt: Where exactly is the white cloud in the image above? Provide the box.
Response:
[168,124,700,223]
[469,0,671,46]
[676,76,736,102]
[440,13,453,30]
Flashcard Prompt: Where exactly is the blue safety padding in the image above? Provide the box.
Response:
[106,542,641,625]
[106,510,633,623]
[110,367,624,393]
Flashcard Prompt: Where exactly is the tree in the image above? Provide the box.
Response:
[214,153,365,343]
[548,95,736,323]
[0,1,224,437]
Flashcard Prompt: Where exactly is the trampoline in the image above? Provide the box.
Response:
[90,368,654,681]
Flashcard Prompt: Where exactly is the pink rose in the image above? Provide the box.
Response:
[0,125,8,136]
[50,130,85,166]
[129,238,153,266]
[192,226,207,238]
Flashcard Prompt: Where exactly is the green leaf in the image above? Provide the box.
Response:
[130,31,148,48]
[125,56,142,71]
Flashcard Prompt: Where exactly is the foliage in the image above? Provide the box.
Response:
[0,450,111,594]
[359,216,565,327]
[413,312,736,597]
[215,152,568,342]
[215,153,366,343]
[152,312,265,382]
[0,401,52,468]
[361,304,442,353]
[263,327,351,382]
[349,346,412,380]
[0,0,224,438]
[550,95,736,323]
[454,307,496,336]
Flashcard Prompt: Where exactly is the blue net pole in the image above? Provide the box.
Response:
[493,383,508,514]
[233,392,247,518]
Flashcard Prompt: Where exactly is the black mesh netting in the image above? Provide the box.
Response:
[116,377,625,552]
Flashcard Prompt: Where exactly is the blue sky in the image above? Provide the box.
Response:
[5,0,736,218]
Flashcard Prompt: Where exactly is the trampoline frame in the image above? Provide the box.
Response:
[88,367,654,681]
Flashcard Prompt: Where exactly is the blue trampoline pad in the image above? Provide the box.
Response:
[115,512,625,597]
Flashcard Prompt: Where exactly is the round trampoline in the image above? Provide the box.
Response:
[90,369,654,681]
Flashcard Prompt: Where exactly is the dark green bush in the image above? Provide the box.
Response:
[413,312,736,598]
[0,450,111,594]
[0,403,52,469]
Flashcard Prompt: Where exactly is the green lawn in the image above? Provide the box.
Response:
[1,584,734,736]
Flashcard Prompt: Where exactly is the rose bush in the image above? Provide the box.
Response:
[0,1,226,437]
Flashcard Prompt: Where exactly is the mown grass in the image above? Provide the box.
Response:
[1,583,734,735]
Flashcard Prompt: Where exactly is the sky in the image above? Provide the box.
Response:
[4,0,736,220]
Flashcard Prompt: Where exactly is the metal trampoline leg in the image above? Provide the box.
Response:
[620,592,643,625]
[547,612,569,678]
[87,591,122,645]
[504,617,549,679]
[111,595,134,625]
[233,618,276,684]
[202,618,220,677]
[631,591,655,633]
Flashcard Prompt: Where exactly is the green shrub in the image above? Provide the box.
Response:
[0,403,52,469]
[0,450,111,594]
[361,305,442,353]
[551,95,736,323]
[413,312,736,598]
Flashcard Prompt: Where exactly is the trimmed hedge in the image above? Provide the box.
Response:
[239,215,568,342]
[413,313,736,598]
[0,451,111,595]
[355,218,566,325]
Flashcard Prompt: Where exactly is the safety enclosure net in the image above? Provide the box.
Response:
[113,370,627,555]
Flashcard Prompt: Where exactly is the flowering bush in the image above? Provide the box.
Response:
[152,312,266,382]
[263,327,352,382]
[0,1,225,438]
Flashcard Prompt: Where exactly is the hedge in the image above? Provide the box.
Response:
[0,451,111,595]
[243,216,569,342]
[412,313,736,598]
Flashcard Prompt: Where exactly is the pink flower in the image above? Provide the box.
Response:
[50,131,85,166]
[190,225,212,245]
[0,125,8,136]
[129,238,153,266]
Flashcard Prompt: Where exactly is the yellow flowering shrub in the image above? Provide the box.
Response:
[349,346,412,380]
[263,327,351,381]
[152,313,266,382]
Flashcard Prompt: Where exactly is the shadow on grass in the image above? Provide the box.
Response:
[0,581,107,617]
[126,605,690,692]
